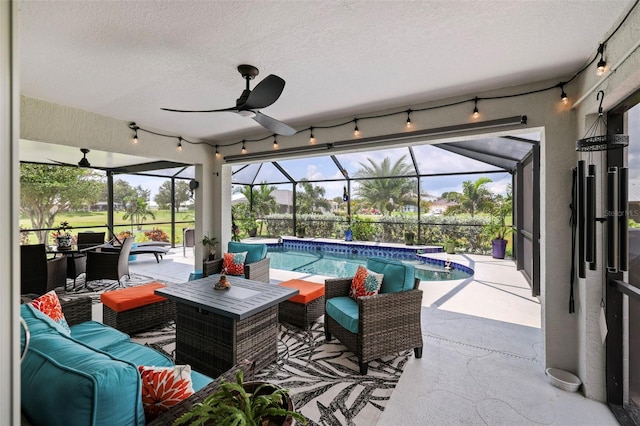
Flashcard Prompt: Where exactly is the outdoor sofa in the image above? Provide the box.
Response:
[20,295,217,425]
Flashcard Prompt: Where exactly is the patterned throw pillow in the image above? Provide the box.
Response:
[350,265,384,299]
[29,290,71,335]
[222,251,247,276]
[138,365,194,421]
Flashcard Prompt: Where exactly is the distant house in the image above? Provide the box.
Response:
[428,199,458,215]
[90,201,123,211]
[270,189,293,213]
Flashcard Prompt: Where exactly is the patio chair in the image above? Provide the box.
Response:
[202,241,270,283]
[324,257,423,374]
[20,244,67,295]
[85,236,134,286]
[67,231,106,288]
[183,227,195,256]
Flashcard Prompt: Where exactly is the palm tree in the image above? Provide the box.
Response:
[296,180,330,214]
[459,177,493,217]
[238,182,277,235]
[354,156,416,215]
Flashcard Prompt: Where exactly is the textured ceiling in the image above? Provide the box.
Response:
[18,0,633,166]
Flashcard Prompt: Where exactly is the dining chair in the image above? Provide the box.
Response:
[20,244,67,295]
[85,236,134,287]
[67,231,106,288]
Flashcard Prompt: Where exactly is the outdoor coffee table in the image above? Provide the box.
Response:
[155,275,298,378]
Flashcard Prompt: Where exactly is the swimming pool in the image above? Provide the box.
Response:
[267,247,472,281]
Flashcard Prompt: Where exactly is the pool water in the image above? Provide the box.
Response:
[267,248,471,281]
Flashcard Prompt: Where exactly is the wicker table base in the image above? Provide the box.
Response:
[175,303,278,378]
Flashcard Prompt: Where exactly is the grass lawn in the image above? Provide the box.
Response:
[20,210,195,245]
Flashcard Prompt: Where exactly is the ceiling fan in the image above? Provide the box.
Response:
[50,148,91,168]
[161,64,296,136]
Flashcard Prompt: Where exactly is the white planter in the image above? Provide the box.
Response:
[56,235,73,249]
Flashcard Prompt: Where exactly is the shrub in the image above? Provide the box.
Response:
[144,227,169,242]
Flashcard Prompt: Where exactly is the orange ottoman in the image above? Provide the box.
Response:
[277,279,325,328]
[100,282,175,334]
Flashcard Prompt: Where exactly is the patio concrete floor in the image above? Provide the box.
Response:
[127,247,618,425]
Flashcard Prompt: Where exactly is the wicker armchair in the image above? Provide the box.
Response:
[20,244,67,295]
[85,236,134,286]
[324,258,423,374]
[67,231,106,288]
[202,242,270,283]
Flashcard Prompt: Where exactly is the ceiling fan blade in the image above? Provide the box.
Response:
[241,74,285,110]
[252,111,296,136]
[49,159,78,167]
[161,106,238,113]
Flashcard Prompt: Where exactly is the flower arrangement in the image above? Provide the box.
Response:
[52,221,72,237]
[52,221,73,249]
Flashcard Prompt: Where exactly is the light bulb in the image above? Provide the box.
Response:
[353,120,360,137]
[241,141,247,154]
[561,91,568,104]
[472,107,479,118]
[215,147,221,159]
[406,110,412,128]
[177,139,183,151]
[132,135,138,144]
[309,128,316,144]
[597,59,606,76]
[273,138,279,149]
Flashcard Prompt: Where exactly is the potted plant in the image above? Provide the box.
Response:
[242,211,259,238]
[52,221,73,249]
[174,370,306,426]
[202,233,218,261]
[482,217,514,259]
[445,237,457,254]
[404,231,415,246]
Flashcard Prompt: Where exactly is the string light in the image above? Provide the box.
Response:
[241,140,247,154]
[353,119,360,137]
[406,109,412,128]
[129,122,139,144]
[215,145,221,159]
[560,84,568,104]
[596,43,606,76]
[309,127,316,144]
[177,137,183,151]
[273,136,279,149]
[472,97,479,118]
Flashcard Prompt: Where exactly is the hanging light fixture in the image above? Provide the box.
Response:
[273,136,279,149]
[560,84,568,104]
[353,119,360,137]
[596,44,607,76]
[177,137,183,151]
[215,145,221,158]
[406,109,412,128]
[576,90,628,152]
[129,122,139,144]
[472,97,479,118]
[241,140,247,154]
[309,127,316,144]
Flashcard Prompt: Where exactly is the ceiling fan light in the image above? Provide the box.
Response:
[78,158,90,168]
[238,110,257,118]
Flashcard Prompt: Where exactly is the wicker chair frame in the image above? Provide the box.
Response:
[324,277,423,374]
[85,236,134,286]
[203,256,270,283]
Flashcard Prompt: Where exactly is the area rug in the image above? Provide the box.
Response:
[131,318,411,426]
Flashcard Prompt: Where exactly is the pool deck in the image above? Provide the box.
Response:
[125,246,616,426]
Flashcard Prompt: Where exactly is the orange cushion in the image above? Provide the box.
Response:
[100,282,167,312]
[278,279,325,304]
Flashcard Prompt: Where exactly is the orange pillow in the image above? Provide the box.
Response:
[350,265,384,299]
[29,290,71,334]
[138,365,194,421]
[222,251,247,276]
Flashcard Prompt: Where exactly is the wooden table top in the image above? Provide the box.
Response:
[155,275,298,320]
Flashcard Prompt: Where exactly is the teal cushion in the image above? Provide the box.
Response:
[326,296,359,334]
[228,241,267,264]
[70,321,130,351]
[21,331,145,426]
[106,340,174,367]
[367,257,415,293]
[21,304,69,337]
[191,370,213,392]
